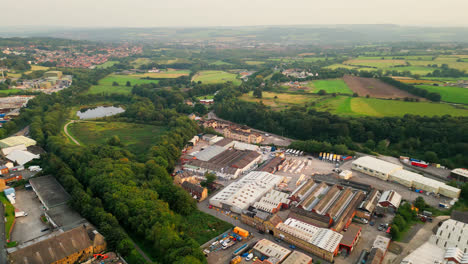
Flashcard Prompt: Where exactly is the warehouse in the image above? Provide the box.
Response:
[339,224,362,253]
[209,171,283,214]
[289,180,316,203]
[356,189,381,220]
[275,218,343,262]
[29,175,71,210]
[377,190,402,212]
[412,176,443,194]
[0,136,36,148]
[429,219,468,252]
[298,182,329,211]
[450,168,468,182]
[352,156,402,181]
[252,239,291,263]
[192,145,226,161]
[253,189,290,213]
[388,169,422,188]
[438,184,461,199]
[259,156,285,174]
[281,250,312,264]
[186,148,261,179]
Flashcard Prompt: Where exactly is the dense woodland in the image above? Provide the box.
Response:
[0,68,224,264]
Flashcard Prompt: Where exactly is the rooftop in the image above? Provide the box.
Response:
[451,168,468,178]
[372,235,390,252]
[0,136,36,148]
[352,156,402,174]
[29,175,71,209]
[340,224,361,247]
[401,242,445,264]
[281,250,312,264]
[45,204,88,231]
[253,239,291,261]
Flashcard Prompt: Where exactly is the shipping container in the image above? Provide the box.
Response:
[233,227,249,237]
[333,154,337,161]
[411,161,428,168]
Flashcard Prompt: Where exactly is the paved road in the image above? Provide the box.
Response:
[64,120,80,145]
[0,203,7,264]
[13,125,30,136]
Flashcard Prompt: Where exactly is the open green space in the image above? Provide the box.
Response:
[244,60,265,65]
[183,211,233,245]
[1,193,15,241]
[129,70,190,79]
[308,79,353,94]
[240,91,322,109]
[344,59,407,68]
[131,58,152,67]
[68,121,166,154]
[95,61,119,69]
[416,85,468,104]
[196,95,214,100]
[268,57,329,63]
[192,70,241,85]
[87,74,159,95]
[311,96,468,117]
[209,60,233,65]
[0,89,26,95]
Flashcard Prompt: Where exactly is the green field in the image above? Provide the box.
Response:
[131,58,152,67]
[95,61,119,69]
[244,60,265,65]
[192,70,241,85]
[318,97,468,117]
[69,121,166,154]
[344,59,407,68]
[129,69,190,79]
[308,79,353,94]
[325,64,358,70]
[1,193,15,241]
[210,60,233,65]
[240,91,322,109]
[416,85,468,104]
[87,75,159,95]
[0,89,25,94]
[184,211,233,245]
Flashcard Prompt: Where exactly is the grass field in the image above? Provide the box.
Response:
[325,64,358,70]
[184,211,233,245]
[210,60,233,65]
[244,60,265,65]
[312,96,468,117]
[0,89,25,94]
[416,85,468,104]
[129,69,190,79]
[344,59,407,68]
[24,65,49,75]
[131,58,152,67]
[68,121,166,154]
[308,79,353,94]
[95,61,119,69]
[240,91,321,109]
[1,193,15,241]
[87,75,159,95]
[384,66,436,75]
[192,70,241,85]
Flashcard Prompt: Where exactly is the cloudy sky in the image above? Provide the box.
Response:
[3,0,468,28]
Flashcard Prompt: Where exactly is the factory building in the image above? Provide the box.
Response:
[451,168,468,183]
[253,189,290,213]
[377,190,402,211]
[185,148,261,179]
[339,224,362,253]
[352,156,461,198]
[352,156,402,180]
[275,218,343,262]
[356,189,381,220]
[281,251,313,264]
[429,219,468,252]
[252,239,291,263]
[209,171,283,214]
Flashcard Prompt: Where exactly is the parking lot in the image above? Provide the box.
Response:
[11,189,51,244]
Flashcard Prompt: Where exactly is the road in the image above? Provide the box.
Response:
[13,125,30,136]
[64,120,80,145]
[0,203,7,264]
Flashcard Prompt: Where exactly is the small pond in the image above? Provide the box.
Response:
[76,106,125,120]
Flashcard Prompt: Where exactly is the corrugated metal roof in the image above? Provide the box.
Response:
[352,156,402,174]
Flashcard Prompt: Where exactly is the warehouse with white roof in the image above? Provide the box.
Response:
[253,239,291,263]
[352,156,402,180]
[209,171,283,213]
[352,156,461,198]
[253,189,290,213]
[275,218,343,262]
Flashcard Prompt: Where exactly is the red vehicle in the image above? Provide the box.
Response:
[411,161,428,168]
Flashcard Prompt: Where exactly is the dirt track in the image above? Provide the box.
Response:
[343,75,421,99]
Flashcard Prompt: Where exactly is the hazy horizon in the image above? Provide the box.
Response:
[3,0,468,28]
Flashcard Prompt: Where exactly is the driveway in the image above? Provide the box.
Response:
[11,189,51,244]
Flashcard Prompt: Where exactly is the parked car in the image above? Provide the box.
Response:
[289,245,296,249]
[369,221,375,226]
[246,253,253,261]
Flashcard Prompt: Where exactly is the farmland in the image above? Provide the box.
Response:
[128,69,190,78]
[192,70,241,85]
[315,97,468,117]
[308,79,353,94]
[343,75,420,99]
[87,74,159,95]
[131,58,152,67]
[239,91,321,109]
[244,60,265,65]
[95,61,119,69]
[344,59,407,68]
[416,85,468,104]
[68,121,166,154]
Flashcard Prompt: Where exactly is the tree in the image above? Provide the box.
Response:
[107,135,122,146]
[201,172,216,188]
[353,93,358,97]
[112,81,119,86]
[317,90,326,95]
[193,103,207,115]
[126,81,131,87]
[253,88,262,98]
[390,225,400,240]
[424,151,438,163]
[414,196,427,211]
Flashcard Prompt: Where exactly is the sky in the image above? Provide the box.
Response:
[3,0,468,28]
